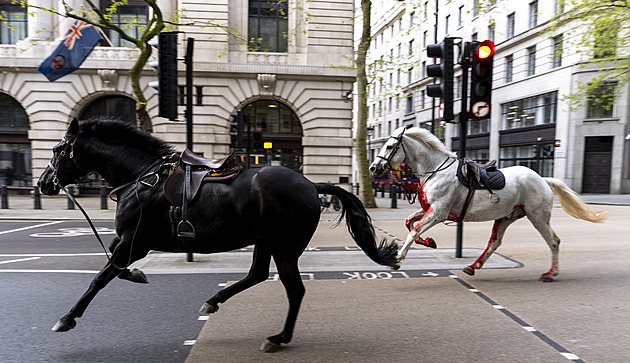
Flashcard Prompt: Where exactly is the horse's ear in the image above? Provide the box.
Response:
[68,117,79,135]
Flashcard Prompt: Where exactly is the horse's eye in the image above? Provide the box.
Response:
[386,145,393,150]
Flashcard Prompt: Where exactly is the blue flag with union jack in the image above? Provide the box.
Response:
[38,20,103,82]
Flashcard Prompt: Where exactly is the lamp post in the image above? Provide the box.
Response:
[366,126,375,163]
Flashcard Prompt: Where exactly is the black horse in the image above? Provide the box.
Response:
[38,118,399,351]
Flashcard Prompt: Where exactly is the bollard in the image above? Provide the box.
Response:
[354,183,359,195]
[67,186,75,209]
[100,184,108,210]
[1,185,7,209]
[33,186,42,209]
[381,184,385,198]
[391,185,398,208]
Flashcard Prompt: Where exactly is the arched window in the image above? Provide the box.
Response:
[79,95,151,130]
[239,100,303,171]
[0,93,30,186]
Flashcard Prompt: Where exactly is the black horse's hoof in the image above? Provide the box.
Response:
[118,268,148,284]
[260,339,282,353]
[462,266,475,276]
[52,317,76,332]
[199,302,219,314]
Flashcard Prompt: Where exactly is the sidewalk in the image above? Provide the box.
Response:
[1,191,629,220]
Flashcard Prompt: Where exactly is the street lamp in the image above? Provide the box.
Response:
[366,126,375,163]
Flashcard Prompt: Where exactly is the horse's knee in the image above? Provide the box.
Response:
[108,236,121,253]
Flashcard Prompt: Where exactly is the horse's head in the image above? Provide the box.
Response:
[38,118,88,195]
[369,126,408,177]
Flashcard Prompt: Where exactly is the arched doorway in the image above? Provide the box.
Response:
[238,100,303,172]
[79,94,151,131]
[0,93,30,186]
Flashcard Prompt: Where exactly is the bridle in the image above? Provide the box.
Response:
[49,133,83,188]
[377,127,456,204]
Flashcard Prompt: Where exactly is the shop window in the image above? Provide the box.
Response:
[502,92,557,130]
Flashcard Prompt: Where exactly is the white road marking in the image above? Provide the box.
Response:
[0,269,99,274]
[198,316,209,321]
[0,253,106,257]
[0,221,64,235]
[183,340,196,346]
[559,352,580,360]
[0,257,41,265]
[522,326,537,332]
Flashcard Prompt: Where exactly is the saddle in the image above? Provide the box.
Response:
[454,158,506,222]
[163,149,241,238]
[457,158,505,192]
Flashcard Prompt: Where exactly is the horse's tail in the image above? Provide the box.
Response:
[314,183,399,268]
[543,178,608,222]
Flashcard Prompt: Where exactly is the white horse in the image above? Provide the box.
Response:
[370,126,608,282]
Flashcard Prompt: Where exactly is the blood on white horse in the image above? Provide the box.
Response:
[370,126,608,282]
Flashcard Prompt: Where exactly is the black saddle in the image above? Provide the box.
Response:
[163,149,241,237]
[457,158,505,191]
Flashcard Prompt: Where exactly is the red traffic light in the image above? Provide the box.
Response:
[476,40,495,60]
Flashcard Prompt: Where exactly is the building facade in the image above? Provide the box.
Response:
[363,0,630,194]
[0,0,356,189]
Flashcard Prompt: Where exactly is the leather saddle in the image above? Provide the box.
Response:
[163,149,241,237]
[457,158,506,192]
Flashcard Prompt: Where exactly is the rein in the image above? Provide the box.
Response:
[50,134,166,270]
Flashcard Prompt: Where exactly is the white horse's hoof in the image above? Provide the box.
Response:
[260,339,282,353]
[199,302,219,314]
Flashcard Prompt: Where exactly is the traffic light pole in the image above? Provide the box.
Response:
[185,37,194,263]
[455,41,471,259]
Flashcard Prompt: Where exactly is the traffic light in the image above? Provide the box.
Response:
[148,32,179,121]
[229,110,244,149]
[470,40,495,119]
[426,38,455,121]
[252,131,263,151]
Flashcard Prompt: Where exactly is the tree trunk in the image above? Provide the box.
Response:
[356,0,376,208]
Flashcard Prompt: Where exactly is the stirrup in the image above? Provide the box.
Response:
[177,220,195,238]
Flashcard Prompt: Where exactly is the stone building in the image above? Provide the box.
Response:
[0,0,356,189]
[364,0,630,194]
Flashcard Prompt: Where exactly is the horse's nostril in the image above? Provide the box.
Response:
[370,166,376,172]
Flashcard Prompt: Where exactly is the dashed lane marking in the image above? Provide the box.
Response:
[450,275,584,363]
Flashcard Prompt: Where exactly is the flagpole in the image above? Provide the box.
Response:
[94,27,114,47]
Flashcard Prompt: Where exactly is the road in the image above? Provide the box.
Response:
[1,200,629,362]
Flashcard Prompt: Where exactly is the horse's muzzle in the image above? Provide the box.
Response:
[37,168,61,196]
[370,162,385,177]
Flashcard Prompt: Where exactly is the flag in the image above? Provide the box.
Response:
[38,20,103,82]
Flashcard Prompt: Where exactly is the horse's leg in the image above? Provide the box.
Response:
[107,236,147,284]
[527,212,561,282]
[462,208,525,276]
[52,243,149,332]
[398,206,445,261]
[261,255,305,352]
[405,209,425,231]
[200,244,272,314]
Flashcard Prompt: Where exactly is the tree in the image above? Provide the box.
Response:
[551,0,630,113]
[356,0,376,208]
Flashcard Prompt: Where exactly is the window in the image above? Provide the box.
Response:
[408,67,413,84]
[502,91,557,130]
[421,61,426,78]
[406,93,414,114]
[507,13,515,38]
[420,90,425,109]
[102,0,148,47]
[499,144,554,177]
[526,46,536,76]
[552,35,563,68]
[529,1,538,28]
[423,2,428,19]
[488,24,495,43]
[410,12,415,28]
[472,32,478,42]
[505,55,513,83]
[408,39,414,55]
[422,31,427,48]
[593,22,618,59]
[554,0,565,16]
[458,6,464,27]
[0,3,27,44]
[586,82,617,119]
[248,0,288,53]
[445,15,450,34]
[473,0,479,17]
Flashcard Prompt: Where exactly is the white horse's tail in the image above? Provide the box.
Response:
[543,178,608,223]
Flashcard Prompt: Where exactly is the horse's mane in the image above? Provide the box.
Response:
[404,127,457,158]
[78,117,174,157]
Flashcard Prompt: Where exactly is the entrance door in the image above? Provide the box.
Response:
[582,136,613,193]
